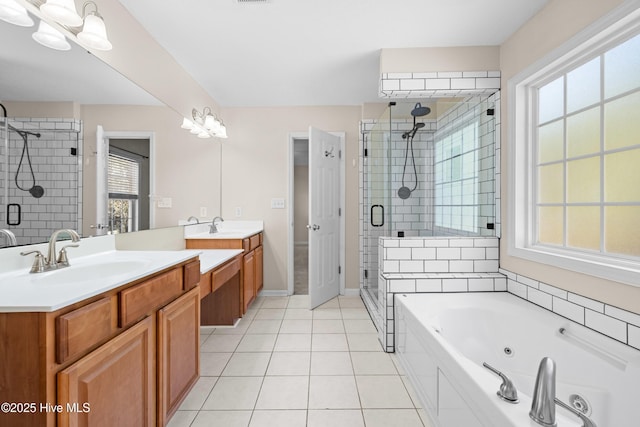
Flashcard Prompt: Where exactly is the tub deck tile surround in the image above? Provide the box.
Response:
[500,267,640,351]
[362,234,640,353]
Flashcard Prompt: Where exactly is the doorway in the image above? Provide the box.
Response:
[96,128,155,235]
[293,138,309,295]
[287,130,346,305]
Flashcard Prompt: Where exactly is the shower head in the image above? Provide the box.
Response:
[402,122,425,139]
[411,102,431,117]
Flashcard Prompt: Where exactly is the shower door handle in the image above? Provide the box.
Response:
[306,224,320,231]
[371,205,384,227]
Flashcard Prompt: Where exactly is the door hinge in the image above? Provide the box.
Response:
[339,265,342,274]
[338,207,341,216]
[364,148,368,157]
[339,149,342,159]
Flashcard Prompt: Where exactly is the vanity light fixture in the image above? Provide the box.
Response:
[76,1,111,51]
[0,0,34,26]
[39,0,83,27]
[32,19,70,50]
[181,107,228,139]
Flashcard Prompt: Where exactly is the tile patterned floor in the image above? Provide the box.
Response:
[168,295,431,427]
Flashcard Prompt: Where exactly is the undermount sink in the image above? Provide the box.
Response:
[31,259,152,284]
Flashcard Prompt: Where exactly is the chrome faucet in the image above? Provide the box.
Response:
[483,362,519,403]
[21,229,80,273]
[186,216,200,224]
[46,229,80,268]
[555,398,597,427]
[530,357,557,427]
[0,229,17,247]
[209,216,224,233]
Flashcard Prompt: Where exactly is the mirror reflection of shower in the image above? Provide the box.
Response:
[398,102,431,200]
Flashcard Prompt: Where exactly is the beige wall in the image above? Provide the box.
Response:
[294,165,309,244]
[499,0,640,314]
[219,106,362,292]
[81,105,222,232]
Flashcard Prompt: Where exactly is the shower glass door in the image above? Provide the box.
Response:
[362,105,392,303]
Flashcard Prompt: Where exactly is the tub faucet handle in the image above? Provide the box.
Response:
[482,362,519,403]
[555,398,597,427]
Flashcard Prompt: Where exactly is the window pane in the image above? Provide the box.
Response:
[538,163,564,203]
[604,33,640,98]
[539,77,564,123]
[538,120,564,163]
[605,206,640,257]
[604,149,640,202]
[567,57,600,112]
[604,91,640,150]
[462,124,477,152]
[538,206,564,245]
[462,152,475,179]
[567,206,600,250]
[567,157,600,203]
[567,107,600,158]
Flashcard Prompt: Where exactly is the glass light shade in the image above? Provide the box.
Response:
[189,126,201,135]
[203,114,221,132]
[0,0,34,27]
[181,118,194,130]
[32,20,71,51]
[40,0,82,27]
[77,13,112,51]
[197,130,211,139]
[216,125,228,139]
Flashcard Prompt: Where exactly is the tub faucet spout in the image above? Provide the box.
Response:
[530,357,557,427]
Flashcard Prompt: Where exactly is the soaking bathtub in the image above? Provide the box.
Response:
[394,292,640,427]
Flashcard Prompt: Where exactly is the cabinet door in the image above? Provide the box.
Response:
[158,287,200,426]
[57,315,156,427]
[255,245,263,294]
[243,251,255,312]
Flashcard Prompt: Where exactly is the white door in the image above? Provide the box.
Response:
[308,127,341,309]
[94,125,108,235]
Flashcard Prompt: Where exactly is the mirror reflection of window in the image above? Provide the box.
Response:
[107,149,141,234]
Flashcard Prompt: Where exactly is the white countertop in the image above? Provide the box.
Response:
[0,249,201,313]
[198,249,244,273]
[184,220,263,240]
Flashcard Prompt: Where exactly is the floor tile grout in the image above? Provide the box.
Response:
[170,295,426,427]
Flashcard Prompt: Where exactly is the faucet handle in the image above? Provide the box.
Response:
[20,250,46,273]
[483,362,519,403]
[555,398,597,427]
[56,244,79,267]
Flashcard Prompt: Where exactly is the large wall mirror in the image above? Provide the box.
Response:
[0,17,222,247]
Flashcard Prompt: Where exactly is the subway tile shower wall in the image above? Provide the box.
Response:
[0,118,83,245]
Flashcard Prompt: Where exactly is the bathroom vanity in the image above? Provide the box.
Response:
[0,250,202,427]
[185,221,264,317]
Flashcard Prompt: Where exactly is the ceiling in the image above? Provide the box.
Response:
[1,0,549,109]
[119,0,549,108]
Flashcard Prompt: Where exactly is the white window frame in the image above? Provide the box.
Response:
[508,2,640,287]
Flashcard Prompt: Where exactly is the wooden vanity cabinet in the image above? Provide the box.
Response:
[186,232,263,314]
[200,256,242,326]
[57,315,156,427]
[157,287,200,425]
[0,258,201,427]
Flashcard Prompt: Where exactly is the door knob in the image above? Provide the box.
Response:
[306,224,320,231]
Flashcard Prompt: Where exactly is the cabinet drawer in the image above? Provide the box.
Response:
[119,268,183,327]
[199,272,212,299]
[249,234,261,251]
[212,258,241,293]
[183,260,201,291]
[56,297,116,364]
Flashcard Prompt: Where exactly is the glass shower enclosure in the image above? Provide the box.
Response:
[361,97,498,304]
[1,115,82,247]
